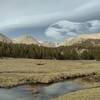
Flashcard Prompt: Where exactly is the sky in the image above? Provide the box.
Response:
[0,0,100,42]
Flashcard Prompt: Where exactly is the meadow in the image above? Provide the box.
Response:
[0,58,100,100]
[0,58,100,87]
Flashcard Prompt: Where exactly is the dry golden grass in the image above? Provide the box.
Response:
[0,58,100,88]
[0,58,100,99]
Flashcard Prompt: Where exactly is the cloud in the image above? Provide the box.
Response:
[88,20,100,32]
[45,20,100,40]
[0,12,64,30]
[0,0,100,42]
[68,0,100,21]
[45,28,64,39]
[0,0,100,31]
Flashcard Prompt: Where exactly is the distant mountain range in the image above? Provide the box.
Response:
[13,35,40,45]
[61,33,100,46]
[0,33,59,47]
[1,33,100,47]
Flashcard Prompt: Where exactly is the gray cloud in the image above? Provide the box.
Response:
[0,0,100,41]
[68,0,100,21]
[45,20,100,40]
[0,0,88,30]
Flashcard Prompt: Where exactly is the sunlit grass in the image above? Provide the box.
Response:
[0,58,100,88]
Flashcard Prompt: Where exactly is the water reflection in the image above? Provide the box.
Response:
[0,81,82,100]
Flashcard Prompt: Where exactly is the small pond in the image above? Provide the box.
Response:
[0,81,83,100]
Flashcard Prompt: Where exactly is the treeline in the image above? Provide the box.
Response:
[0,42,100,60]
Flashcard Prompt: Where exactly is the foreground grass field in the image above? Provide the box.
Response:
[0,58,100,100]
[0,58,100,88]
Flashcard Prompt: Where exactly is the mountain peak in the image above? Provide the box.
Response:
[61,33,100,46]
[13,34,40,45]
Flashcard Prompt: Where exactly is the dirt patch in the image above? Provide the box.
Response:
[82,75,100,83]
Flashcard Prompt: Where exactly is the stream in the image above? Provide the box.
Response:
[0,81,83,100]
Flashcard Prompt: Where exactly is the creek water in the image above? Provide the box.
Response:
[0,81,83,100]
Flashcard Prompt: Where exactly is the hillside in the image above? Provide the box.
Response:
[0,33,12,43]
[62,33,100,46]
[1,32,100,47]
[13,35,40,45]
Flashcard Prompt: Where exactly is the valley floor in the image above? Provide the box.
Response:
[0,58,100,99]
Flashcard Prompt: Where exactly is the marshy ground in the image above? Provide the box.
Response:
[0,58,100,100]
